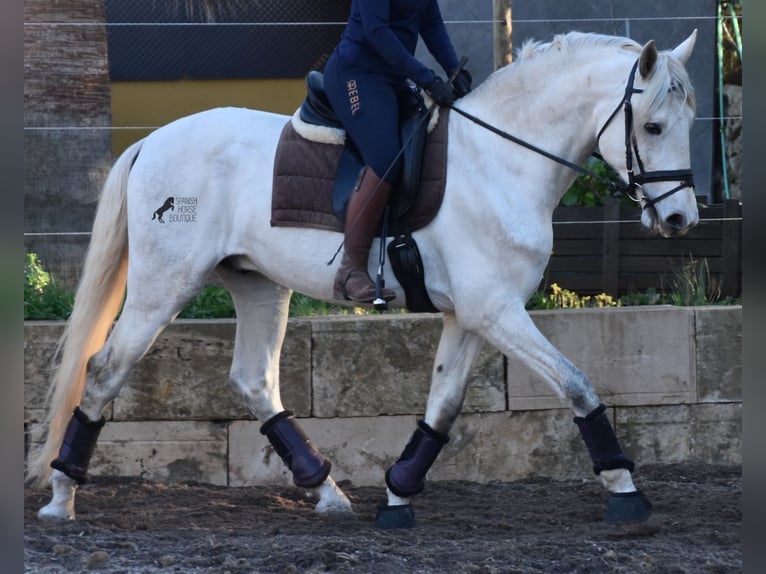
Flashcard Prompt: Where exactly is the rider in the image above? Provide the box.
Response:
[324,0,472,303]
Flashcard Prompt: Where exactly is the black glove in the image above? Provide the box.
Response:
[424,76,455,107]
[451,68,472,98]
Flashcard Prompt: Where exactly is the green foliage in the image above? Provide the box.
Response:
[177,285,235,319]
[25,253,738,322]
[559,158,621,207]
[527,257,738,310]
[176,287,365,318]
[616,288,664,307]
[666,256,722,307]
[289,292,355,317]
[24,253,75,320]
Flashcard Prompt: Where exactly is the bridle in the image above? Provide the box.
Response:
[449,58,695,210]
[594,59,694,209]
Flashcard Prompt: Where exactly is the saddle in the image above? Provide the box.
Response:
[299,70,437,221]
[271,72,450,312]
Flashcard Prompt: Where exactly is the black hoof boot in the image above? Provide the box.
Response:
[605,490,652,523]
[375,504,416,529]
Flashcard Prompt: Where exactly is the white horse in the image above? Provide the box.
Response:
[29,31,698,528]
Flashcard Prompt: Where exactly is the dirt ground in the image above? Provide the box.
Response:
[24,463,740,573]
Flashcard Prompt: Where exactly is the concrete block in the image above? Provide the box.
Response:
[24,322,64,423]
[112,319,312,420]
[695,306,742,402]
[229,410,594,487]
[27,419,229,485]
[24,322,113,423]
[228,416,416,488]
[430,409,593,482]
[616,403,742,467]
[506,307,696,410]
[311,314,505,418]
[313,314,505,417]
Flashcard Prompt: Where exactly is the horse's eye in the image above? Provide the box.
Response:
[644,122,662,135]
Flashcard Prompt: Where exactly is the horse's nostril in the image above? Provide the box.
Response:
[666,213,686,229]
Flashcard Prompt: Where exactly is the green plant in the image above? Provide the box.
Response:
[177,285,235,318]
[24,253,75,320]
[288,292,359,316]
[617,288,665,307]
[559,158,621,207]
[177,286,369,318]
[666,256,722,306]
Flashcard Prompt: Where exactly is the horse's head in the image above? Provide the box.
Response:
[597,31,699,237]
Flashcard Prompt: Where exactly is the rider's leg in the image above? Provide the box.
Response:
[324,58,401,303]
[333,166,396,302]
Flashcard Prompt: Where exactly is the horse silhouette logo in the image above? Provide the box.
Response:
[151,197,175,223]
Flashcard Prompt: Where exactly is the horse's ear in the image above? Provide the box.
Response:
[670,29,697,65]
[639,40,658,79]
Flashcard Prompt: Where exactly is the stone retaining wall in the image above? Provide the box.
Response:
[24,306,742,487]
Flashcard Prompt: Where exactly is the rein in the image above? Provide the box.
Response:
[449,59,694,210]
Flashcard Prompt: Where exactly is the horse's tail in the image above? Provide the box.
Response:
[27,139,144,487]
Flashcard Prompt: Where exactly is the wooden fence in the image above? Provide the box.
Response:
[547,199,742,298]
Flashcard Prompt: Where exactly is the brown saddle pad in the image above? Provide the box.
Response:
[271,110,449,233]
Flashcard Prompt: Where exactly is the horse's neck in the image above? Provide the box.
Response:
[462,54,628,192]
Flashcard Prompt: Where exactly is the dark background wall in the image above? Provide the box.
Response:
[416,0,499,86]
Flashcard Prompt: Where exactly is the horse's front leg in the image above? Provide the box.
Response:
[376,312,484,528]
[478,302,651,523]
[219,268,351,514]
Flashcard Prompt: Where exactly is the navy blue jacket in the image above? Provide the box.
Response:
[335,0,460,87]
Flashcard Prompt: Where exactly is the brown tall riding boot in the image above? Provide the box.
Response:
[333,167,397,303]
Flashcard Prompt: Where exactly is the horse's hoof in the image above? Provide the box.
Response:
[605,490,652,523]
[315,496,353,514]
[37,504,75,522]
[375,503,416,529]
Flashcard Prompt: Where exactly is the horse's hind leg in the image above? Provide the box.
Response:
[377,313,484,528]
[38,302,187,520]
[38,266,211,521]
[217,265,351,513]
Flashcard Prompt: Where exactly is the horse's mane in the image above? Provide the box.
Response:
[515,31,641,62]
[486,31,696,116]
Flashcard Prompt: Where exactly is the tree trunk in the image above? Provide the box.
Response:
[24,0,112,289]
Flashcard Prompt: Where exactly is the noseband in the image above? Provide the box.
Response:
[450,59,694,211]
[595,59,694,210]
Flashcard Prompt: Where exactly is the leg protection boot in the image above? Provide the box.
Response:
[50,407,106,484]
[260,411,331,488]
[385,420,449,498]
[333,167,396,303]
[574,403,635,474]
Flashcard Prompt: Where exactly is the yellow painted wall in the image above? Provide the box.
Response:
[110,78,306,156]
